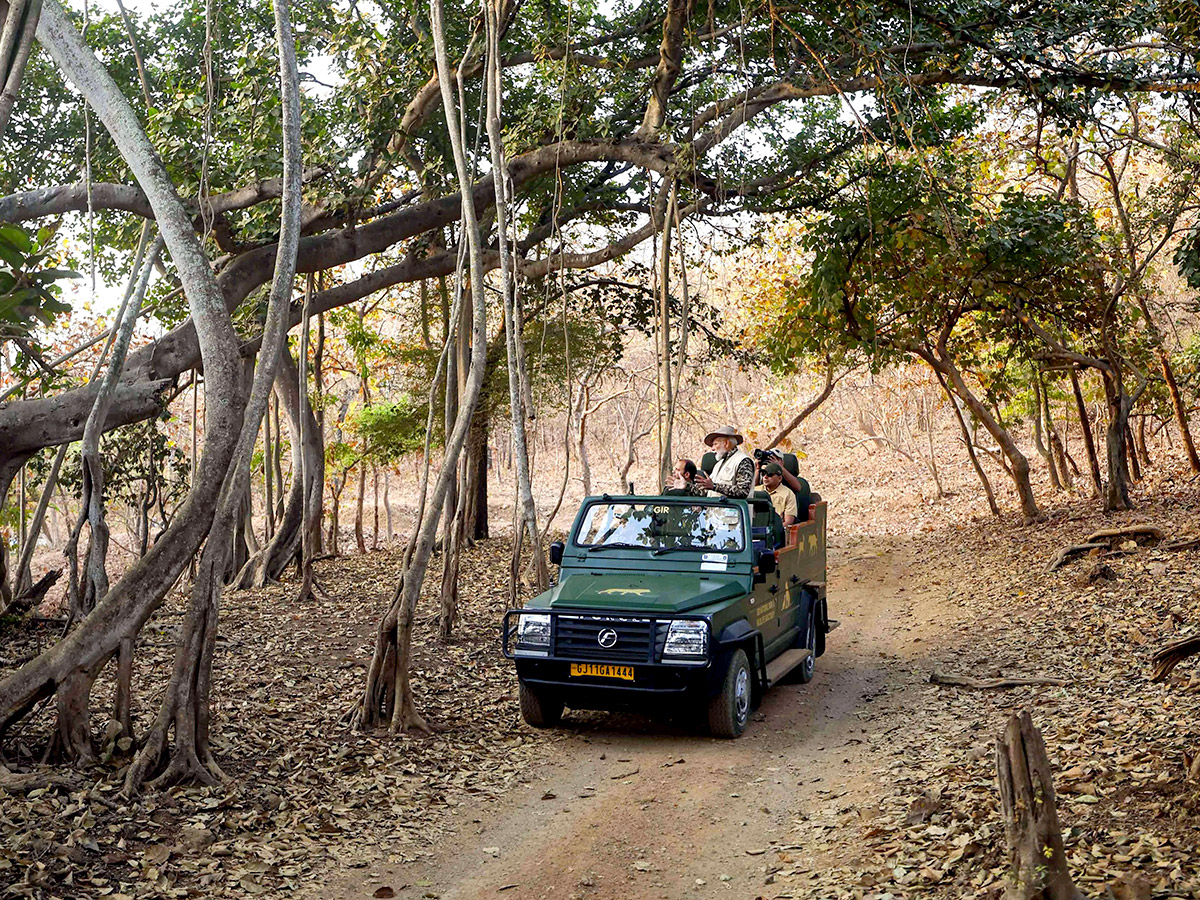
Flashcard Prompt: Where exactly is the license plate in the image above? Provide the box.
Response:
[570,663,634,681]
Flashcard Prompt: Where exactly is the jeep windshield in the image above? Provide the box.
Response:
[573,501,745,552]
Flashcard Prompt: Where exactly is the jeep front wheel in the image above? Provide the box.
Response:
[518,680,564,727]
[708,648,752,738]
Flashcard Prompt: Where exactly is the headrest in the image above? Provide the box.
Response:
[781,453,800,477]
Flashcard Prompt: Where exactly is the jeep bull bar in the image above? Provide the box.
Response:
[501,608,715,667]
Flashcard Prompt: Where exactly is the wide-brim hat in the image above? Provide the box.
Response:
[704,425,744,447]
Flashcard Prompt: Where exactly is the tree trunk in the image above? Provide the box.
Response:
[483,8,546,596]
[226,487,251,585]
[354,463,367,554]
[263,399,275,542]
[371,466,379,550]
[995,711,1084,900]
[0,0,43,144]
[933,367,999,514]
[1125,423,1141,482]
[573,374,593,496]
[124,0,302,791]
[355,0,492,732]
[312,312,325,555]
[1160,351,1200,471]
[0,537,10,610]
[922,395,945,499]
[272,393,285,522]
[1042,381,1072,491]
[655,181,676,488]
[438,490,464,641]
[234,347,322,588]
[1102,368,1135,512]
[1069,368,1103,497]
[438,282,461,641]
[464,414,489,541]
[62,234,163,627]
[11,442,67,599]
[328,479,341,556]
[923,349,1040,521]
[383,471,393,541]
[1135,415,1151,470]
[1,0,246,754]
[1032,371,1062,490]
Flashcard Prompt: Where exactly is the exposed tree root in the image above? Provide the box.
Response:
[1045,543,1107,572]
[390,692,432,736]
[1048,524,1170,572]
[1083,524,1164,544]
[932,670,1068,689]
[41,668,99,765]
[1150,633,1200,683]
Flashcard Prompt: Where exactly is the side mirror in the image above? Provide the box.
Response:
[758,550,776,575]
[549,541,565,565]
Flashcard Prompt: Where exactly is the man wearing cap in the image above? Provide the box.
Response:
[689,426,755,499]
[761,462,798,526]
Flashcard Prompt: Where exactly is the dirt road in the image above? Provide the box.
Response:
[321,537,960,900]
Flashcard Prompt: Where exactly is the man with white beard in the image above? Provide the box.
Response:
[688,425,755,499]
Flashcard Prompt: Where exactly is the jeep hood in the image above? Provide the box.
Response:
[544,571,746,613]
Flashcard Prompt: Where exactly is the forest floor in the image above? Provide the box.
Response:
[5,463,1200,899]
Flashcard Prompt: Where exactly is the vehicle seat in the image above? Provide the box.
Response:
[700,452,716,475]
[781,452,812,521]
[750,490,785,548]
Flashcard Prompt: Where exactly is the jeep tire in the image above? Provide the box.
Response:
[708,648,751,738]
[519,680,564,727]
[794,604,817,684]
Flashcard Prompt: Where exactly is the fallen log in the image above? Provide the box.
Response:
[932,670,1068,689]
[1150,633,1200,683]
[995,712,1084,900]
[1045,543,1107,573]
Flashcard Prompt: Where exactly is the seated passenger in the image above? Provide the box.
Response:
[688,425,754,499]
[760,462,797,526]
[759,448,812,518]
[670,457,698,491]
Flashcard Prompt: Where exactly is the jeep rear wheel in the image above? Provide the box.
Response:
[708,648,751,738]
[795,605,817,684]
[518,680,564,727]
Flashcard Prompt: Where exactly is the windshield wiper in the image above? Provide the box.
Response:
[651,546,699,556]
[588,542,649,552]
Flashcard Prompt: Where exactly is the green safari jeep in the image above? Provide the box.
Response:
[502,490,829,737]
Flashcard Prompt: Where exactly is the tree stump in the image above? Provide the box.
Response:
[995,711,1084,900]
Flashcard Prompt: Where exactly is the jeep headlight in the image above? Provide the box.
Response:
[663,620,708,657]
[517,613,551,647]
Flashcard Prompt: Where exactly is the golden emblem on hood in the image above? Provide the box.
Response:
[596,588,652,595]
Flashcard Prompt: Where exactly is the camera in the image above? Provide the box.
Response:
[752,448,779,462]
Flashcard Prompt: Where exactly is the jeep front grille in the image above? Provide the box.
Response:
[554,616,654,662]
